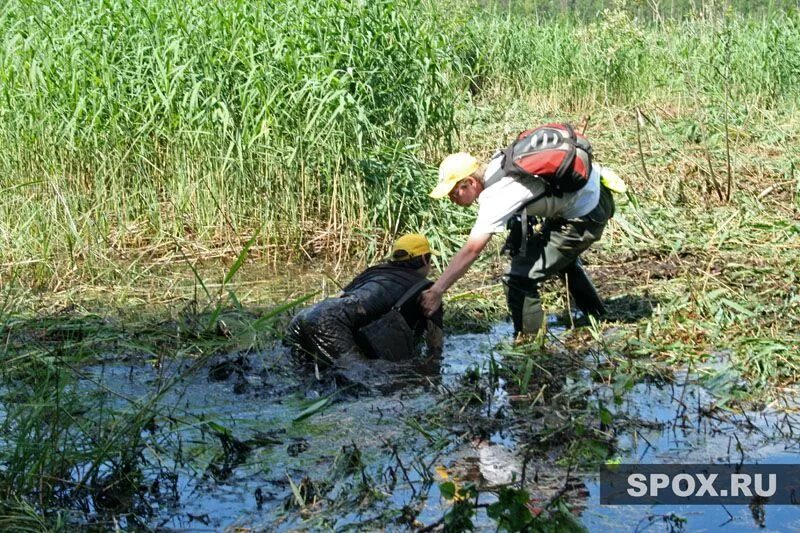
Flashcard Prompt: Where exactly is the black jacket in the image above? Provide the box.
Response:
[342,263,441,330]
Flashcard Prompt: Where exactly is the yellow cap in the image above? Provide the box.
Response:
[390,234,436,262]
[430,152,479,199]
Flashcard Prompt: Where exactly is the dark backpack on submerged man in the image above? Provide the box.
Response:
[354,277,434,362]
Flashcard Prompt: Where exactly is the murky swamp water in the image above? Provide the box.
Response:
[81,322,800,531]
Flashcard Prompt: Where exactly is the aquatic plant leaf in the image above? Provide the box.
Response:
[702,364,746,403]
[718,298,755,317]
[487,486,534,531]
[206,302,224,332]
[250,293,318,331]
[228,290,243,311]
[519,357,534,395]
[599,406,613,426]
[403,416,436,442]
[584,439,611,461]
[293,397,331,422]
[551,500,588,532]
[439,481,456,500]
[287,474,305,507]
[224,230,259,286]
[179,246,212,300]
[205,421,232,437]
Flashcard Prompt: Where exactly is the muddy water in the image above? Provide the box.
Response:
[83,323,800,531]
[582,372,800,531]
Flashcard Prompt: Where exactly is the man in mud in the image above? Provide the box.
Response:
[286,234,443,371]
[420,150,618,339]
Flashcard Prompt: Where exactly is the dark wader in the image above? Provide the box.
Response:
[503,186,615,337]
[285,296,367,366]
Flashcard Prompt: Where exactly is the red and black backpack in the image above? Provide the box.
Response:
[502,122,593,198]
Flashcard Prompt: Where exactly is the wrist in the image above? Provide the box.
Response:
[429,284,445,297]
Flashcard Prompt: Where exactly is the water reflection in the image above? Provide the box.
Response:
[77,321,800,531]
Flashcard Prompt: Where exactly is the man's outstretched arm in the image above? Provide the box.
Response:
[420,233,492,316]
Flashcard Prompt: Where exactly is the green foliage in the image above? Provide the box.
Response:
[0,0,463,282]
[439,481,457,500]
[3,1,800,284]
[486,486,534,531]
[439,482,478,532]
[437,482,588,533]
[581,4,650,99]
[293,396,333,422]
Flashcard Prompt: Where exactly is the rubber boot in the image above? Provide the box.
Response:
[521,296,544,335]
[503,275,543,338]
[560,259,606,318]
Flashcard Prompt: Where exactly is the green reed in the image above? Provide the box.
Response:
[1,0,799,286]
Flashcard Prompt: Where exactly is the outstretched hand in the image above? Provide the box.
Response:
[419,287,443,317]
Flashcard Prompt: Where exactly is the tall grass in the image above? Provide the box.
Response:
[1,0,800,286]
[0,0,461,283]
[455,5,800,109]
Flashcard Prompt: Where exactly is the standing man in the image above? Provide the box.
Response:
[420,130,619,338]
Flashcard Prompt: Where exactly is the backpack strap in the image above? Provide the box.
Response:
[517,186,552,257]
[520,203,529,257]
[392,279,433,311]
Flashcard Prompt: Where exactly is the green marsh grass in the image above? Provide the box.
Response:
[2,1,800,286]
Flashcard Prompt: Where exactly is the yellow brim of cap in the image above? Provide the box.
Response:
[430,158,480,199]
[429,180,458,199]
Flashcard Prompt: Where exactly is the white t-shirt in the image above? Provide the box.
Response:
[469,154,601,237]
